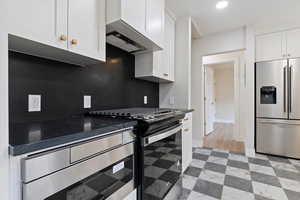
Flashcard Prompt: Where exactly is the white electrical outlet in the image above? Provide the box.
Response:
[84,96,91,109]
[28,95,41,112]
[144,96,148,104]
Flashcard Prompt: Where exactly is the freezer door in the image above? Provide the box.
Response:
[256,60,288,119]
[256,119,300,159]
[289,59,300,119]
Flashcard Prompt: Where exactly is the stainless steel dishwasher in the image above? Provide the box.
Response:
[21,130,135,200]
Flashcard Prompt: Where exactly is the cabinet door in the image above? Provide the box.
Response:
[146,0,165,48]
[68,0,106,61]
[286,29,300,59]
[256,32,285,62]
[8,0,68,49]
[162,13,175,81]
[182,113,193,172]
[121,0,146,35]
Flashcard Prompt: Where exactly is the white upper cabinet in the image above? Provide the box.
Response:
[256,32,284,62]
[286,28,300,59]
[68,0,106,61]
[256,28,300,62]
[8,0,106,65]
[161,13,175,81]
[145,0,165,48]
[135,11,175,83]
[121,0,147,35]
[8,0,68,49]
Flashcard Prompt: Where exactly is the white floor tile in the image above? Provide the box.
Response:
[226,166,251,180]
[279,177,300,193]
[270,161,299,173]
[199,169,225,185]
[187,191,218,200]
[222,186,255,200]
[254,154,269,160]
[190,159,206,169]
[229,154,248,163]
[249,163,276,176]
[182,175,198,190]
[207,156,228,166]
[289,159,300,166]
[252,181,288,200]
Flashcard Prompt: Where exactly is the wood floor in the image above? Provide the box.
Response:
[203,123,245,153]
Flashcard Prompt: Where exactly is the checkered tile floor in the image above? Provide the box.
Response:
[178,147,300,200]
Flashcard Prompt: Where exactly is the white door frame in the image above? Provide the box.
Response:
[202,51,245,142]
[204,66,216,135]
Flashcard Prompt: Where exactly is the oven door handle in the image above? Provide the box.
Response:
[144,124,182,146]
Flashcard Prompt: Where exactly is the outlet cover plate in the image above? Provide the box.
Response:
[28,95,41,112]
[144,96,148,104]
[84,96,91,109]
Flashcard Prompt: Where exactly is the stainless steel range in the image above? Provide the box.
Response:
[88,108,185,200]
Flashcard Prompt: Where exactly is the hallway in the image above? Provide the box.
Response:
[203,123,245,153]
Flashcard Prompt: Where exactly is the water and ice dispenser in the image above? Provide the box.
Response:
[260,86,277,104]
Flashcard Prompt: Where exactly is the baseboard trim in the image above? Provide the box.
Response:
[245,148,255,157]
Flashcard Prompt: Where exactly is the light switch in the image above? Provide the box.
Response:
[144,96,148,105]
[84,96,91,109]
[28,95,41,112]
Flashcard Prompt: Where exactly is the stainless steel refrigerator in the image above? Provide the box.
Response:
[256,58,300,159]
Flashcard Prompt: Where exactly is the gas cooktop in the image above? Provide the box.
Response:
[88,108,180,120]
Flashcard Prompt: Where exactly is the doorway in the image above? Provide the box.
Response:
[202,52,245,153]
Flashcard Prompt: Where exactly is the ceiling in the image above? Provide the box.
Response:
[166,0,300,36]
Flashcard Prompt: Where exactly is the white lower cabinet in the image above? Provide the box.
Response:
[182,113,193,172]
[8,0,106,66]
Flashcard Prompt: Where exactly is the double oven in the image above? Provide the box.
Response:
[21,129,135,200]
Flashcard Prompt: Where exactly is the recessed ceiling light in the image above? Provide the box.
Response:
[216,0,229,10]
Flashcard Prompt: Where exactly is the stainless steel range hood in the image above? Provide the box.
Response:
[106,31,146,54]
[106,20,162,54]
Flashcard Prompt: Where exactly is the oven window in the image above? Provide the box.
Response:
[46,156,133,200]
[143,131,182,200]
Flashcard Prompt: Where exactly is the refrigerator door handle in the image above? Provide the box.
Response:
[284,66,287,113]
[289,65,293,113]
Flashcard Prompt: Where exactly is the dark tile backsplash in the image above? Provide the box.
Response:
[9,44,159,123]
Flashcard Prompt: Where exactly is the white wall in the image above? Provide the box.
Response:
[191,28,246,147]
[214,66,235,123]
[196,28,246,56]
[0,0,9,199]
[243,26,255,157]
[160,16,192,109]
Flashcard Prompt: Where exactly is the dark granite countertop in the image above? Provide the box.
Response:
[9,116,137,156]
[179,109,194,114]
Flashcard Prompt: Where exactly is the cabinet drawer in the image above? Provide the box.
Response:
[70,134,122,163]
[22,148,70,183]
